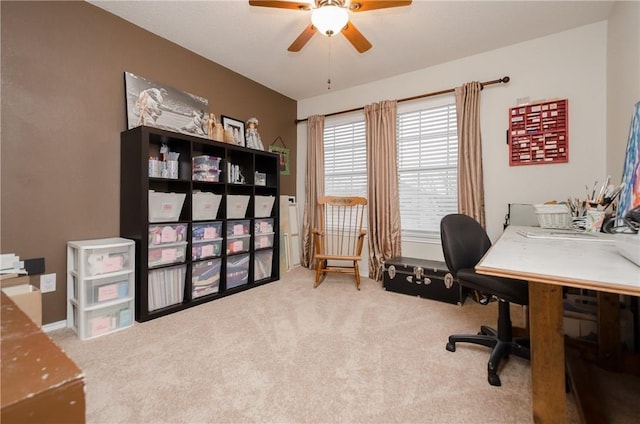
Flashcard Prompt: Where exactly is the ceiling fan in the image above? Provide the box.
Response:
[248,0,412,53]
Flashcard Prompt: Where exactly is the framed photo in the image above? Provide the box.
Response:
[221,116,245,147]
[124,72,209,137]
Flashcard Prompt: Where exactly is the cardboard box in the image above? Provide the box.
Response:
[1,274,35,288]
[1,284,42,326]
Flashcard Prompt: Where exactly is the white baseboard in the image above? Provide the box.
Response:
[42,320,67,333]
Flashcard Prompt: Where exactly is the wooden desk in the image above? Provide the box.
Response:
[476,226,640,423]
[1,292,85,423]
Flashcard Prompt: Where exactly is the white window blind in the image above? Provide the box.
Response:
[397,103,458,240]
[323,120,367,198]
[322,102,458,241]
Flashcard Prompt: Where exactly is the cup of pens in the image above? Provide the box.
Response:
[568,177,623,232]
[585,210,606,233]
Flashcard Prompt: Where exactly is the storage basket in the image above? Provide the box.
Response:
[534,204,572,229]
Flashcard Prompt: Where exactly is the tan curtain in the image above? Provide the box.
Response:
[301,115,325,268]
[455,82,486,227]
[365,100,402,280]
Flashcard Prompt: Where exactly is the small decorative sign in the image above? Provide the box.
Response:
[269,139,290,176]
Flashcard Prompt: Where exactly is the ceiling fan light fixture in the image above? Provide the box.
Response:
[311,5,348,37]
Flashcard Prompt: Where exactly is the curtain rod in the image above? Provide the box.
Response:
[295,76,510,124]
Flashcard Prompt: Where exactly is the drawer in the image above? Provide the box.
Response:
[148,241,187,268]
[254,218,274,234]
[71,244,133,277]
[254,232,274,249]
[227,235,251,254]
[73,274,132,307]
[71,300,134,340]
[192,221,222,241]
[192,239,222,260]
[148,223,188,246]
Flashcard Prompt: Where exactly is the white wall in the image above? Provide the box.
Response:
[607,1,640,183]
[296,22,609,271]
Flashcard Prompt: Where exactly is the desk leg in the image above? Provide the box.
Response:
[529,281,566,423]
[597,291,621,370]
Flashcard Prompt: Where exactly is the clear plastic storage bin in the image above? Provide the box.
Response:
[227,235,251,254]
[192,221,222,241]
[148,264,186,311]
[192,258,221,298]
[227,220,251,237]
[148,241,188,268]
[148,223,188,246]
[192,155,222,182]
[254,218,274,234]
[254,249,273,281]
[226,253,250,289]
[254,233,274,249]
[192,239,222,260]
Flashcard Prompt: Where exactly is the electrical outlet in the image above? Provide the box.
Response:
[40,273,56,293]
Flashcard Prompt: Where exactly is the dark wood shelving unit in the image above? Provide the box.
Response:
[120,126,279,322]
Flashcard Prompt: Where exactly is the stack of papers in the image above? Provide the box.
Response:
[0,253,27,274]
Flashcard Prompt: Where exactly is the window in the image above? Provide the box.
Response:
[323,120,367,197]
[397,102,458,240]
[322,100,458,241]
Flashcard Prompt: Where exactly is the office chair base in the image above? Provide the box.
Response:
[446,332,530,387]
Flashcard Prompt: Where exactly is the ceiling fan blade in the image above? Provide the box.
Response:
[248,1,312,11]
[349,0,412,12]
[341,21,372,53]
[288,23,317,52]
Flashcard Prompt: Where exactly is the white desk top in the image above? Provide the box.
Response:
[476,226,640,296]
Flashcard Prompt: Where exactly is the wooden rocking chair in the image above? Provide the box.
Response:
[312,196,367,290]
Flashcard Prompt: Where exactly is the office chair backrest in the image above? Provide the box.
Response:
[440,214,492,276]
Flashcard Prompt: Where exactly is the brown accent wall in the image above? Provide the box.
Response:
[1,1,297,325]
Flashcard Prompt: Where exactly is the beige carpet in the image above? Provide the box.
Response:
[49,267,637,423]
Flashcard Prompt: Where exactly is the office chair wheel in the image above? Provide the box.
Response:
[488,373,501,387]
[446,342,456,352]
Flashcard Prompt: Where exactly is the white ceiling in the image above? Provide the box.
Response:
[89,0,614,101]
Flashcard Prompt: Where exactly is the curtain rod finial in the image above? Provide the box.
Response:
[502,76,510,83]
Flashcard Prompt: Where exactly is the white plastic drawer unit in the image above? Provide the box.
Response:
[68,238,134,278]
[67,237,135,340]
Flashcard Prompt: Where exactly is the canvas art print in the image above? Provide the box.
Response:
[125,72,209,137]
[617,100,640,224]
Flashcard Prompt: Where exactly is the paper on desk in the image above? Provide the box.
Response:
[516,230,614,243]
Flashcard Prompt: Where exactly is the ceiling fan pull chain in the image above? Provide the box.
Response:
[327,37,332,90]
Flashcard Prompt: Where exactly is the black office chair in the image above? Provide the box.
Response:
[440,213,530,386]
